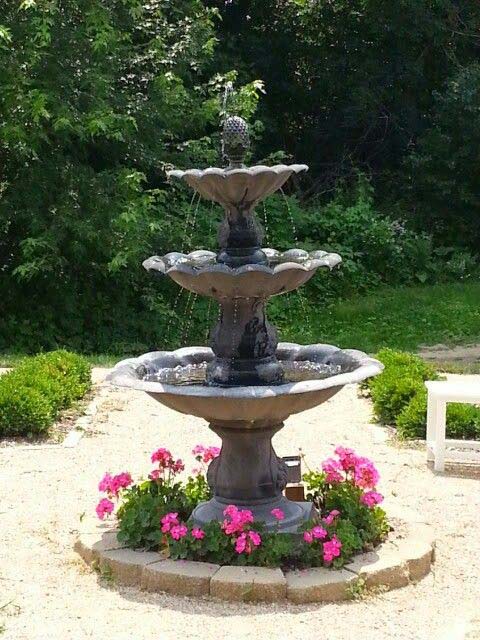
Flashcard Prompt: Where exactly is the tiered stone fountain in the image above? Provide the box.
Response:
[108,116,383,532]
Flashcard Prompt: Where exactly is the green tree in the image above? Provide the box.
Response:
[207,0,480,202]
[0,0,260,353]
[406,63,480,248]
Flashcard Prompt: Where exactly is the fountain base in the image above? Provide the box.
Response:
[190,419,316,532]
[192,496,315,533]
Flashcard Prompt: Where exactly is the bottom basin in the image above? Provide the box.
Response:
[107,343,384,423]
[192,497,314,533]
[75,517,435,603]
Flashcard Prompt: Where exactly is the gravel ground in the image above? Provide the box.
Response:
[1,369,480,640]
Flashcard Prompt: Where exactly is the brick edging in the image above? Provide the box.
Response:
[74,518,434,603]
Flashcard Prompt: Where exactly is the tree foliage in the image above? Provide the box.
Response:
[0,0,260,352]
[208,0,480,242]
[0,0,479,354]
[407,63,480,247]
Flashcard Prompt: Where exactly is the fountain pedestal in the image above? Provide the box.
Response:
[207,296,282,386]
[192,420,315,531]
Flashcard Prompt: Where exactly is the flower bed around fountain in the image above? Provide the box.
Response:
[75,444,434,602]
[95,445,389,568]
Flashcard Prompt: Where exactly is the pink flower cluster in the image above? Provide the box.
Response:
[222,505,262,555]
[96,497,114,520]
[98,471,132,497]
[95,471,133,519]
[321,446,383,507]
[303,512,343,565]
[323,536,342,563]
[150,447,184,478]
[323,509,340,525]
[303,525,327,543]
[192,444,221,464]
[360,491,384,507]
[161,512,205,541]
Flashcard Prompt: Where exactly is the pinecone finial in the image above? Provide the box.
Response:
[222,116,250,168]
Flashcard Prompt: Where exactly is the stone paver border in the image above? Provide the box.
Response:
[74,518,435,604]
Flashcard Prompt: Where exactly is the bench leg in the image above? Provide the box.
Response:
[434,401,447,472]
[426,393,437,463]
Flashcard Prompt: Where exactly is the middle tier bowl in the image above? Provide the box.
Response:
[143,248,342,299]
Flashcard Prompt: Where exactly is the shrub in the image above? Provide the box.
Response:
[368,348,439,424]
[397,390,480,440]
[98,445,389,569]
[31,350,91,403]
[369,348,480,440]
[0,350,91,437]
[7,367,66,416]
[0,377,53,436]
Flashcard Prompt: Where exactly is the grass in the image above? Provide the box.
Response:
[0,353,119,368]
[1,282,479,368]
[435,361,480,375]
[308,282,480,354]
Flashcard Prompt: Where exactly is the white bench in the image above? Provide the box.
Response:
[426,380,480,472]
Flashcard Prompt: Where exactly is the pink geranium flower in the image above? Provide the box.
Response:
[170,524,188,540]
[203,446,221,463]
[235,532,248,554]
[151,447,173,466]
[234,530,261,554]
[222,505,254,535]
[171,459,185,473]
[249,530,261,547]
[95,498,114,520]
[98,472,113,493]
[334,446,359,471]
[354,458,380,489]
[271,508,285,521]
[150,448,184,476]
[161,512,179,533]
[110,472,132,496]
[311,525,328,540]
[192,444,221,464]
[361,491,384,508]
[191,527,205,540]
[223,504,238,518]
[323,509,340,525]
[303,530,314,544]
[323,536,342,563]
[321,458,344,483]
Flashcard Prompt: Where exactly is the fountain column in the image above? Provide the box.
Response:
[206,295,283,386]
[192,420,314,531]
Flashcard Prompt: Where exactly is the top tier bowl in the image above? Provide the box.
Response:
[167,164,309,209]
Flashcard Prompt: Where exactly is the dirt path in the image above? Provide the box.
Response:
[418,343,480,363]
[1,372,480,640]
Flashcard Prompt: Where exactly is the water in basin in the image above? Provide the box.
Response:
[142,360,342,386]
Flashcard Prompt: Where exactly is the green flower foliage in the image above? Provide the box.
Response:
[0,349,91,437]
[303,471,389,554]
[108,446,389,569]
[117,474,211,550]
